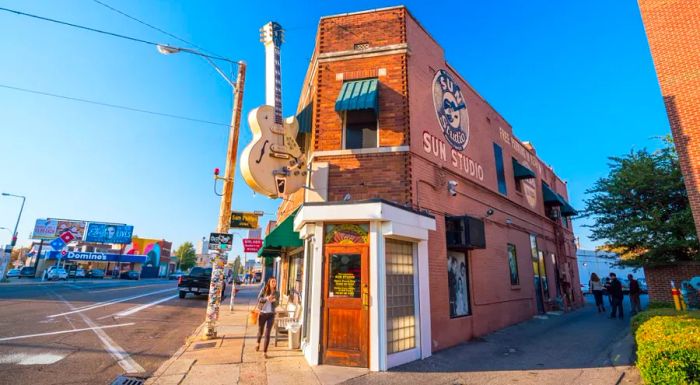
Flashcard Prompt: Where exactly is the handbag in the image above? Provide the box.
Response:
[249,307,260,325]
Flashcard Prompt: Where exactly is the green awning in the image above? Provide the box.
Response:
[335,79,378,112]
[296,103,312,134]
[542,183,565,206]
[558,194,578,217]
[512,159,536,180]
[257,209,302,257]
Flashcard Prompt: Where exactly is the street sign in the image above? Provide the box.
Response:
[230,211,259,229]
[209,233,233,251]
[242,238,263,253]
[49,237,67,251]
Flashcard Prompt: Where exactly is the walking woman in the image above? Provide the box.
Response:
[256,277,280,358]
[589,273,605,313]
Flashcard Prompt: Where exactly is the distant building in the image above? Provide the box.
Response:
[195,238,211,267]
[576,249,645,288]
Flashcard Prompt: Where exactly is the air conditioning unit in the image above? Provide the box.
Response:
[445,216,486,250]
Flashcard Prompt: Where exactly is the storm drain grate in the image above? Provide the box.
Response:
[110,375,145,385]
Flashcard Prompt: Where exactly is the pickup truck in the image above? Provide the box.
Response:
[177,267,226,299]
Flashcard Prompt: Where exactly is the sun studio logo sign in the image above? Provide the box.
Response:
[433,69,469,151]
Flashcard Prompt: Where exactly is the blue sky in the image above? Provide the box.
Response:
[0,0,669,259]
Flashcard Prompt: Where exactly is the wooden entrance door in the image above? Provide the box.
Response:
[321,244,369,367]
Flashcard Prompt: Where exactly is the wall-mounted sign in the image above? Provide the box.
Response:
[243,238,263,253]
[32,219,58,240]
[47,251,147,263]
[85,223,134,244]
[209,233,233,251]
[230,211,259,229]
[433,69,469,151]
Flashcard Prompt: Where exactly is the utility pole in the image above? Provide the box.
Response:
[203,61,246,339]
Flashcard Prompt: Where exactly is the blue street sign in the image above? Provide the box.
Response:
[50,237,66,251]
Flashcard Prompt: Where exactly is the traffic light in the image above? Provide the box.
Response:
[10,234,17,247]
[214,167,220,177]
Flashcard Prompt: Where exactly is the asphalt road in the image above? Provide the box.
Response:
[0,278,224,385]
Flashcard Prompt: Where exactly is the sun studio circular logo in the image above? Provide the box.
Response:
[433,69,469,151]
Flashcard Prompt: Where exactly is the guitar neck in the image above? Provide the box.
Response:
[265,43,283,124]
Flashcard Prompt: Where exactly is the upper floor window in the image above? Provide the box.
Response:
[344,109,378,149]
[493,143,507,195]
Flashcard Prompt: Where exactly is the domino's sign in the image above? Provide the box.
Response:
[47,251,147,263]
[66,252,109,261]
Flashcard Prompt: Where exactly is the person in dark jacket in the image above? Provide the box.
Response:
[608,273,624,319]
[256,277,280,358]
[628,274,642,314]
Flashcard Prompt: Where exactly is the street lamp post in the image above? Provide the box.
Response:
[158,44,246,339]
[1,193,26,281]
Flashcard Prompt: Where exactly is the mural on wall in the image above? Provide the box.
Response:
[126,238,171,267]
[423,69,484,182]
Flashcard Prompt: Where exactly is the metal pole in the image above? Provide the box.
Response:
[2,195,25,281]
[203,61,246,339]
[32,239,44,277]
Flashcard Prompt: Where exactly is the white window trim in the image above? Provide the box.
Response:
[342,110,379,150]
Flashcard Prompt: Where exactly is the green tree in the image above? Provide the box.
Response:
[175,242,196,271]
[583,136,699,266]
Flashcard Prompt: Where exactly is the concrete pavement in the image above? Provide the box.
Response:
[149,291,643,385]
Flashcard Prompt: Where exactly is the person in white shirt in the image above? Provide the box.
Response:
[256,277,280,358]
[589,273,605,313]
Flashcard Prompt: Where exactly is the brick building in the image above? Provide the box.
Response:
[254,6,580,371]
[638,0,700,237]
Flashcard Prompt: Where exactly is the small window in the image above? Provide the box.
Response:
[344,109,377,149]
[507,244,519,285]
[493,143,507,195]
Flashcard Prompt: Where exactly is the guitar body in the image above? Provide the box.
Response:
[240,104,306,198]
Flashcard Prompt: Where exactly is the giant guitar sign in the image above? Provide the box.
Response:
[240,21,307,198]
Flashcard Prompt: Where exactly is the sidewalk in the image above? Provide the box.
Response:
[146,285,367,385]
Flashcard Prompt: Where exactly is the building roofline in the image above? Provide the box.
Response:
[320,5,406,20]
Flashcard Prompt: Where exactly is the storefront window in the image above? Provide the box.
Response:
[386,239,416,354]
[507,244,519,285]
[286,253,303,304]
[447,250,471,318]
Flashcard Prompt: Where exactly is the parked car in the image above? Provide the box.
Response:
[6,269,20,278]
[75,268,86,278]
[87,268,105,279]
[178,267,225,299]
[168,270,185,280]
[47,268,68,280]
[18,266,36,278]
[120,270,140,280]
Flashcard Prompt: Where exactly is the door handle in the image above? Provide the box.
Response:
[362,284,369,309]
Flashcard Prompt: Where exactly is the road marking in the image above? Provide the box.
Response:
[53,292,144,373]
[47,288,174,318]
[0,352,65,365]
[98,295,179,320]
[89,282,173,293]
[0,323,135,342]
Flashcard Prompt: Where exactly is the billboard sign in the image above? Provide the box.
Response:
[32,219,58,240]
[55,220,87,240]
[47,250,147,263]
[85,223,134,244]
[243,238,263,253]
[230,211,259,229]
[209,233,233,251]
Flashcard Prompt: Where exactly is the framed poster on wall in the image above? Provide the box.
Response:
[447,251,470,318]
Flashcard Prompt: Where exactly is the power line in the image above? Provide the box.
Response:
[0,83,232,128]
[90,0,219,57]
[0,6,233,63]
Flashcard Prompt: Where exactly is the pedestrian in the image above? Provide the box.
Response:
[608,273,624,319]
[628,274,642,314]
[256,277,280,358]
[589,273,605,313]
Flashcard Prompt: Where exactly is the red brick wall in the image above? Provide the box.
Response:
[645,262,700,303]
[319,8,406,53]
[638,0,700,237]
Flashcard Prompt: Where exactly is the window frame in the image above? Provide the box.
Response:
[342,110,379,150]
[507,243,520,286]
[493,143,507,195]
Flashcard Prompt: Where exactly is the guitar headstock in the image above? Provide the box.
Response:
[260,21,284,47]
